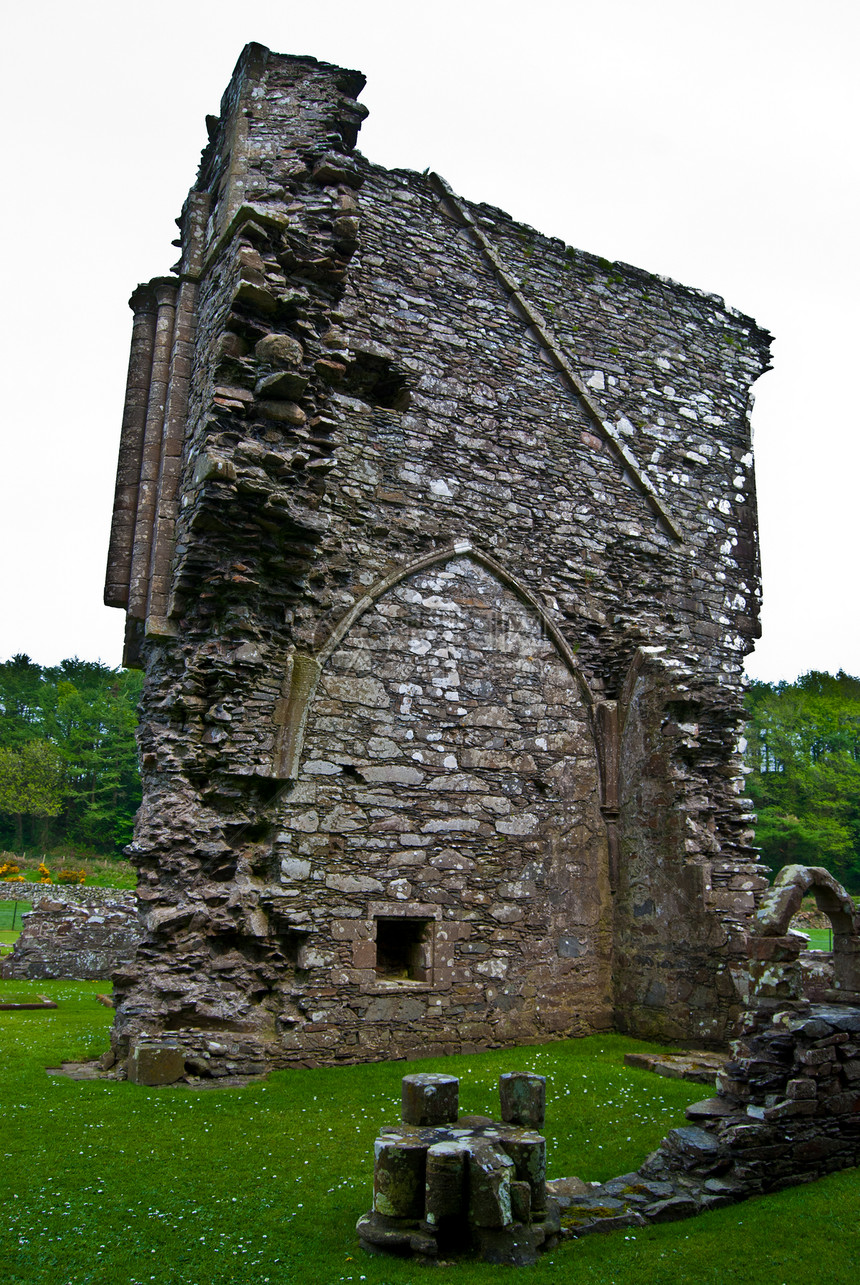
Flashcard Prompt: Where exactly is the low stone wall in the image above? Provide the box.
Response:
[121,1030,271,1080]
[0,891,142,981]
[554,1001,860,1236]
[1,881,136,906]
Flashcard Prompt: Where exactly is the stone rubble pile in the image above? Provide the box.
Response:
[553,1002,860,1238]
[0,893,141,981]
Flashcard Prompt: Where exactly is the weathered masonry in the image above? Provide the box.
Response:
[104,44,772,1076]
[0,888,141,982]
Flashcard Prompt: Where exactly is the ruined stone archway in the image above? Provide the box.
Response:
[752,864,860,998]
[267,548,614,1055]
[755,864,857,939]
[271,540,597,782]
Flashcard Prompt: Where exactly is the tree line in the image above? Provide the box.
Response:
[744,670,860,892]
[0,655,144,855]
[2,652,858,887]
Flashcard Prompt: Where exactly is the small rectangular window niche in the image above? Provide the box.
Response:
[374,916,434,983]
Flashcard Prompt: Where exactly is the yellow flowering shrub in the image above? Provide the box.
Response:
[56,867,86,885]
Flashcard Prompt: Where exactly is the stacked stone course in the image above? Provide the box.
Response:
[553,1003,860,1237]
[104,43,772,1075]
[0,891,141,981]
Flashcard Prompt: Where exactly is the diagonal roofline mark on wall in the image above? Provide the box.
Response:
[427,173,685,545]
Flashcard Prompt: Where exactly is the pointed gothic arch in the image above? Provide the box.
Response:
[273,539,598,780]
[318,539,596,705]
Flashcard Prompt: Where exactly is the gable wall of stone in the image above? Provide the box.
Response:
[105,46,770,1070]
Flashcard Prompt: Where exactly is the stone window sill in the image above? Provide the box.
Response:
[367,978,435,993]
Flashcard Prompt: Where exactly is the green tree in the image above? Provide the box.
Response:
[744,671,860,890]
[0,654,47,746]
[53,667,143,849]
[0,740,68,848]
[0,656,143,853]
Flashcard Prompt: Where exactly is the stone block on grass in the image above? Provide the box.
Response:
[499,1071,546,1127]
[127,1041,184,1086]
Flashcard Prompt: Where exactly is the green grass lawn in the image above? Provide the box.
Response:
[2,852,136,888]
[2,981,859,1284]
[0,899,32,929]
[0,899,31,953]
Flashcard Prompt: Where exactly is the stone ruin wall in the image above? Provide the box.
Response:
[552,867,860,1238]
[1,882,137,907]
[104,44,772,1075]
[0,890,141,981]
[547,1002,860,1240]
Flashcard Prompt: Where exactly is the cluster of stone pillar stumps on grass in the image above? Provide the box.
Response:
[357,1071,561,1265]
[357,1008,860,1260]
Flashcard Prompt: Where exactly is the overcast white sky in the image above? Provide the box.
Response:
[0,0,857,683]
